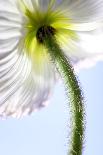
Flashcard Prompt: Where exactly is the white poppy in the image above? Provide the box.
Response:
[0,0,103,118]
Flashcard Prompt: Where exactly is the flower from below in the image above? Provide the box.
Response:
[0,0,103,118]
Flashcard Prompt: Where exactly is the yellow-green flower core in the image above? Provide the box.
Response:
[20,2,78,66]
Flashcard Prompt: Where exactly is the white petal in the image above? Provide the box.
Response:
[0,0,25,39]
[0,0,22,15]
[63,27,103,70]
[59,0,103,23]
[69,22,103,32]
[0,0,24,67]
[0,35,32,117]
[0,53,55,118]
[0,53,31,118]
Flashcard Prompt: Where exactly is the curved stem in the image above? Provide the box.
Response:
[43,36,85,155]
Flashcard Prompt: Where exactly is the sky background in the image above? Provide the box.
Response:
[0,61,103,155]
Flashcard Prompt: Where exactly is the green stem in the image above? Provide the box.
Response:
[43,36,85,155]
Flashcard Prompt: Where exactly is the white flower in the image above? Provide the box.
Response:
[0,0,103,118]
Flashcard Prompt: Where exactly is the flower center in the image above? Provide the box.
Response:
[36,25,56,43]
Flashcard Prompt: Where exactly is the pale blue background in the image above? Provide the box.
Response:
[0,62,103,155]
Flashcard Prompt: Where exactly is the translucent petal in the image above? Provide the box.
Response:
[0,1,25,40]
[60,27,103,70]
[0,52,32,118]
[0,0,20,14]
[0,0,24,69]
[58,0,103,23]
[68,22,103,32]
[0,51,55,118]
[37,0,57,11]
[18,0,39,14]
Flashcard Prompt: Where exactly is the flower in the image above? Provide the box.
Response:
[0,0,103,118]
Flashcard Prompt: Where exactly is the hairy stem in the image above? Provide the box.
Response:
[43,36,85,155]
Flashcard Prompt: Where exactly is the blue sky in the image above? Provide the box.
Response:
[0,61,103,155]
